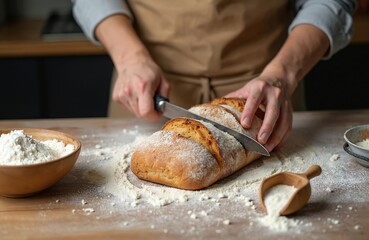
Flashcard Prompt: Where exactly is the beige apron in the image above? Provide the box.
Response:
[109,0,305,117]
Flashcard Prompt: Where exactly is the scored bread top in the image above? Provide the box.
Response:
[130,130,220,190]
[210,97,265,120]
[209,98,246,112]
[200,120,246,178]
[162,118,224,169]
[204,98,263,140]
[189,103,246,134]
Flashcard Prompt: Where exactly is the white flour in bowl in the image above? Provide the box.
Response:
[356,139,369,149]
[0,130,74,166]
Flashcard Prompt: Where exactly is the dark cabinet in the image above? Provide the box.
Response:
[304,43,369,111]
[0,58,42,118]
[0,55,113,119]
[0,18,113,119]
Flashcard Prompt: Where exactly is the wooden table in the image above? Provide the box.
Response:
[0,111,368,239]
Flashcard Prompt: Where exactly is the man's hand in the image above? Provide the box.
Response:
[226,75,293,152]
[95,14,170,120]
[113,50,170,120]
[227,24,330,152]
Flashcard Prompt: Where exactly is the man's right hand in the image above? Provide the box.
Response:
[112,50,170,120]
[95,14,170,120]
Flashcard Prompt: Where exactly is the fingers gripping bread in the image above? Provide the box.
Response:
[130,98,264,190]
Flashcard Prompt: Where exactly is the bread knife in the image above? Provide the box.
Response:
[154,95,270,156]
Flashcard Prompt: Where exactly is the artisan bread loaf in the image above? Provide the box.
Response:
[130,98,264,190]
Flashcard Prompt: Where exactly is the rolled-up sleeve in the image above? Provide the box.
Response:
[72,0,132,44]
[290,0,356,59]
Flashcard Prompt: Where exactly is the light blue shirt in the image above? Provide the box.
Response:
[72,0,356,59]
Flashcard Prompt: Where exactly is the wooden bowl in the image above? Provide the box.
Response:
[0,128,81,198]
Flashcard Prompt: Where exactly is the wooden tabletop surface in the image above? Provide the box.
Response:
[0,110,368,240]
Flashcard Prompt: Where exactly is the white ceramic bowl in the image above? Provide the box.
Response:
[343,124,369,167]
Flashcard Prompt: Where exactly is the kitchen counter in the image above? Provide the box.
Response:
[0,19,106,57]
[0,110,368,239]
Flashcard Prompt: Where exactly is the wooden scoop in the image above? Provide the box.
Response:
[259,165,322,216]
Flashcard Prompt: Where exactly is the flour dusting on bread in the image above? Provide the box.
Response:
[131,131,220,189]
[200,121,245,178]
[130,98,264,190]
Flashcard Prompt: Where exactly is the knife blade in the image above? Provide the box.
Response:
[154,95,270,156]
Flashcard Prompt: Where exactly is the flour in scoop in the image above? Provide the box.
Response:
[258,184,300,231]
[0,130,74,165]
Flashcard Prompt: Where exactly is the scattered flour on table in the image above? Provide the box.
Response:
[356,138,369,149]
[258,184,301,231]
[79,126,369,234]
[84,131,304,232]
[99,133,283,208]
[329,153,340,161]
[0,130,74,165]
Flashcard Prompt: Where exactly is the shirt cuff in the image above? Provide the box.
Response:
[289,3,353,59]
[72,0,132,45]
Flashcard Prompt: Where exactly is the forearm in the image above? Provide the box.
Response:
[262,24,329,96]
[292,0,356,58]
[95,14,150,71]
[72,0,132,44]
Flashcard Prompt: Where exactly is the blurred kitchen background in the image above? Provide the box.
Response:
[0,0,113,119]
[0,0,368,119]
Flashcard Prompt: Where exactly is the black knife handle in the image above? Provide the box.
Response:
[154,94,169,112]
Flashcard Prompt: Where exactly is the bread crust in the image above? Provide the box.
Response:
[210,97,265,120]
[210,97,246,112]
[130,131,220,190]
[162,118,224,169]
[130,98,264,190]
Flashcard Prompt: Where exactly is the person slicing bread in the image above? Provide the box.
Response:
[72,0,355,152]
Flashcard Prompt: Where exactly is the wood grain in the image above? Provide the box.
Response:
[0,112,368,239]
